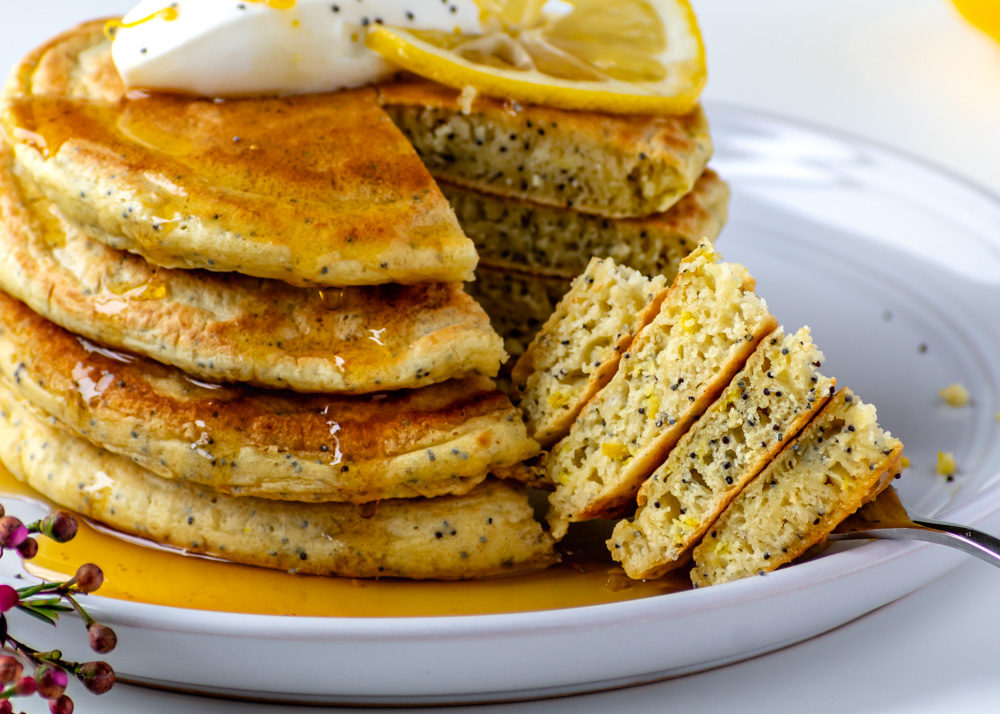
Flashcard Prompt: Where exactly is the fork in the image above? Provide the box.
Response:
[828,487,1000,568]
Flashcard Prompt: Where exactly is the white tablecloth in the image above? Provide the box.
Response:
[2,1,1000,711]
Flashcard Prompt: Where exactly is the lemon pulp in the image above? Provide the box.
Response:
[367,0,706,114]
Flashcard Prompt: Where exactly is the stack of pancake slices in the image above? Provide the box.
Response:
[513,243,905,586]
[378,78,730,359]
[0,20,559,580]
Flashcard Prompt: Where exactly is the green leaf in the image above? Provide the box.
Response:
[16,606,57,626]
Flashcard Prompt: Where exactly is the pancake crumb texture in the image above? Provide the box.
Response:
[0,383,556,579]
[691,389,903,587]
[0,139,504,392]
[0,291,536,503]
[610,327,836,579]
[444,169,728,278]
[465,269,572,359]
[513,258,669,448]
[545,244,779,539]
[380,80,713,219]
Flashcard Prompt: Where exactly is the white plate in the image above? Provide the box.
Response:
[5,103,1000,706]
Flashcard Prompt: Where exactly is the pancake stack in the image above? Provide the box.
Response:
[379,79,730,357]
[0,20,556,579]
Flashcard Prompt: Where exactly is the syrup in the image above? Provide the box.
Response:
[0,466,688,617]
[6,88,456,286]
[104,6,180,42]
[246,0,298,8]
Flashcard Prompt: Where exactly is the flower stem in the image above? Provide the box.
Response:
[62,594,96,628]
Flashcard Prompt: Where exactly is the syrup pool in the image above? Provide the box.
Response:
[0,466,688,618]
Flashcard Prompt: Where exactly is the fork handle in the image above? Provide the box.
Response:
[828,517,1000,569]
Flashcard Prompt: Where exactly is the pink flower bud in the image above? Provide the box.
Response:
[73,564,103,594]
[87,623,117,655]
[0,655,22,684]
[0,585,19,613]
[45,512,78,543]
[16,537,38,560]
[15,674,37,695]
[48,696,74,714]
[76,661,114,695]
[36,665,69,699]
[0,517,27,548]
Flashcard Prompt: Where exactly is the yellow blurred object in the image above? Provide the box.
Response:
[952,0,1000,42]
[366,0,706,114]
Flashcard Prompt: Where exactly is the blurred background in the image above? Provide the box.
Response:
[692,0,1000,191]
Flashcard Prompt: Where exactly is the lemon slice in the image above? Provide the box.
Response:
[366,0,706,115]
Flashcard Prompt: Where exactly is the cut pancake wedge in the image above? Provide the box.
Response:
[545,243,778,538]
[0,137,504,393]
[380,78,712,219]
[513,258,670,448]
[0,383,556,580]
[0,291,536,504]
[691,389,903,587]
[443,169,729,279]
[609,327,836,579]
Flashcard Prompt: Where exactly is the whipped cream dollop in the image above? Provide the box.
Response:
[111,0,483,97]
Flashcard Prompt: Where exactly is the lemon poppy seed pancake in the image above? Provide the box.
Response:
[0,137,504,392]
[0,384,556,580]
[545,243,778,539]
[609,327,836,580]
[465,268,574,360]
[1,20,477,286]
[443,169,729,279]
[379,78,713,219]
[512,258,671,448]
[691,389,903,587]
[0,291,535,504]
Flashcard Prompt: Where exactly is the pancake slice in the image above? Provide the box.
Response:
[379,78,713,219]
[545,244,778,539]
[444,169,729,279]
[512,258,670,448]
[691,389,903,587]
[0,383,556,580]
[0,291,536,504]
[609,327,836,579]
[0,137,504,393]
[1,21,476,286]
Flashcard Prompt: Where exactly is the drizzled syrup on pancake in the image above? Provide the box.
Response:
[5,86,468,286]
[0,467,689,617]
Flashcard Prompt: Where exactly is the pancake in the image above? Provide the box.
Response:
[1,20,477,286]
[691,389,903,587]
[609,327,836,580]
[443,169,729,279]
[0,136,504,393]
[0,290,536,504]
[545,244,778,539]
[0,383,556,580]
[464,269,573,360]
[512,258,670,448]
[379,78,713,219]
